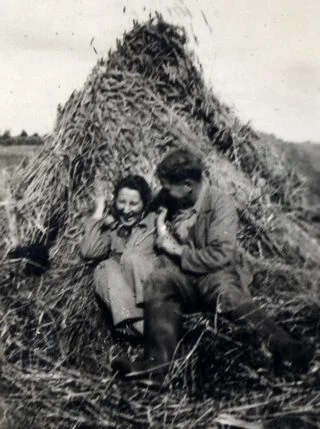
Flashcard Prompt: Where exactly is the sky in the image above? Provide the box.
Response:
[0,0,319,142]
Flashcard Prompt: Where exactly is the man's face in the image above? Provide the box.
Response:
[160,179,193,208]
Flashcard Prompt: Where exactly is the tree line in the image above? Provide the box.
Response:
[0,130,43,146]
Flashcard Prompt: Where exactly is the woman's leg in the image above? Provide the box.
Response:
[94,259,143,328]
[120,250,159,306]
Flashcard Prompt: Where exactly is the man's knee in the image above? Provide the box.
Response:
[199,269,251,312]
[144,268,183,302]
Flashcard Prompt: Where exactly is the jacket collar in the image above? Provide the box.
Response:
[193,181,209,213]
[196,183,218,214]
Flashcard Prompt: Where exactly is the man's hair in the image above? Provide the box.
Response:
[113,174,151,208]
[156,148,203,183]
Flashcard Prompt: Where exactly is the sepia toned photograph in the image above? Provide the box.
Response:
[0,1,319,428]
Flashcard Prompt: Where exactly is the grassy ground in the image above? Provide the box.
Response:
[0,144,40,167]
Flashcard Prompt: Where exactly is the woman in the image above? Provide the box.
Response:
[80,175,158,337]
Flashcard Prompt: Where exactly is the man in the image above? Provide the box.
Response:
[112,148,314,378]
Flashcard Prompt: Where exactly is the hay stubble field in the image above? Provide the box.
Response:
[0,144,41,200]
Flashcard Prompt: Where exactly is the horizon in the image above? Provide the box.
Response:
[1,0,319,143]
[0,128,319,147]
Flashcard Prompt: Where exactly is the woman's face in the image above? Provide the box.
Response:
[115,187,144,226]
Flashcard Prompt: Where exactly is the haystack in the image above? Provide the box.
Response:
[1,15,319,429]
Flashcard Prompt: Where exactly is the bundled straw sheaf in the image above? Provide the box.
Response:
[1,15,319,429]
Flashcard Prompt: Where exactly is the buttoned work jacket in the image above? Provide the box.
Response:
[168,185,252,290]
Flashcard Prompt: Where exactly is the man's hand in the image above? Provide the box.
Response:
[156,207,168,236]
[157,233,184,257]
[156,207,183,257]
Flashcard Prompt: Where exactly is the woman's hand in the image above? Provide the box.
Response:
[92,196,116,226]
[92,196,106,220]
[103,213,116,227]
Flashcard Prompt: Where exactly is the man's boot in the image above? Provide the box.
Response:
[111,299,181,379]
[227,301,315,373]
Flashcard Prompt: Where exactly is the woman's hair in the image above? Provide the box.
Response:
[113,174,152,209]
[156,148,203,183]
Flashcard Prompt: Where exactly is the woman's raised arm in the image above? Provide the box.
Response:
[79,196,114,260]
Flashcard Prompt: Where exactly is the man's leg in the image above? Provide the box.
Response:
[198,268,314,372]
[144,267,198,361]
[197,267,251,314]
[111,267,197,377]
